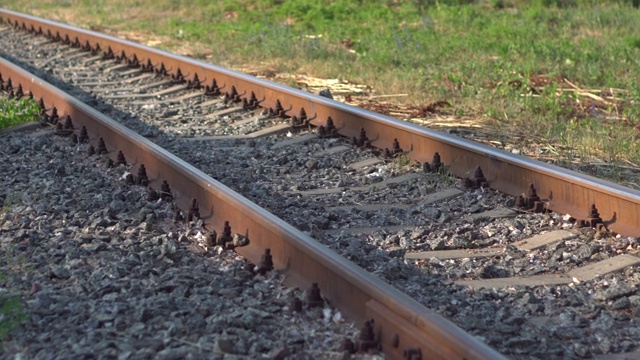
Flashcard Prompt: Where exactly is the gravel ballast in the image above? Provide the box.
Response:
[0,129,366,359]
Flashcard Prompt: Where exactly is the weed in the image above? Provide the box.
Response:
[0,292,27,344]
[395,154,412,170]
[1,192,19,218]
[0,98,41,130]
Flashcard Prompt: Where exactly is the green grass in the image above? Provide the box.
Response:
[3,0,640,178]
[0,98,41,130]
[0,293,27,344]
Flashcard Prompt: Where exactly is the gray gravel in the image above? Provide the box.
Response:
[2,25,640,359]
[0,129,368,359]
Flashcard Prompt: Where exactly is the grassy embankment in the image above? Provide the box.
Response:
[4,0,640,182]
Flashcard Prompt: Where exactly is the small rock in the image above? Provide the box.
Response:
[573,244,593,262]
[423,207,441,220]
[50,266,71,280]
[233,233,249,247]
[318,88,333,99]
[215,339,235,354]
[479,265,510,279]
[270,346,288,360]
[156,346,189,360]
[596,283,637,301]
[572,343,590,358]
[305,160,318,170]
[81,242,107,252]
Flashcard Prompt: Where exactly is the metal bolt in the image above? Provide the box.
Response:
[291,297,303,312]
[306,282,323,308]
[225,85,238,103]
[357,320,378,352]
[141,59,154,73]
[393,138,402,155]
[125,173,135,185]
[358,127,369,147]
[207,230,217,247]
[474,166,488,188]
[432,152,442,172]
[588,204,603,228]
[218,221,233,247]
[249,91,263,109]
[82,40,92,52]
[63,115,74,130]
[97,138,107,154]
[156,63,168,76]
[103,46,114,60]
[205,79,221,97]
[258,249,274,275]
[137,165,149,186]
[187,199,200,222]
[326,116,337,136]
[187,73,202,89]
[147,188,159,202]
[92,43,101,55]
[160,180,173,202]
[128,54,140,68]
[15,84,24,99]
[525,184,543,212]
[242,98,251,111]
[270,99,290,118]
[38,98,47,115]
[117,50,127,64]
[171,68,185,83]
[116,151,127,166]
[79,126,89,143]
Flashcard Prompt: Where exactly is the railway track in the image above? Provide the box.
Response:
[1,9,640,359]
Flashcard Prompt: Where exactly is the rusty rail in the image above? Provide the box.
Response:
[0,50,504,359]
[2,9,639,236]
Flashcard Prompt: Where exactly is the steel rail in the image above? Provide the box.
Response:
[2,9,639,237]
[2,9,640,236]
[0,54,505,359]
